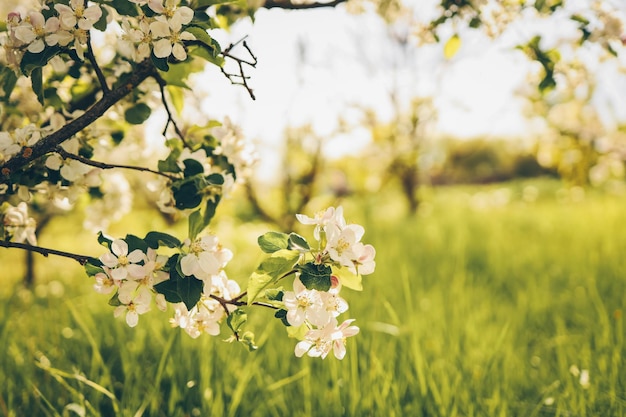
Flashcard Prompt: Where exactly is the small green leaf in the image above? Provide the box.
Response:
[203,195,220,226]
[0,66,18,101]
[264,289,284,301]
[227,308,247,333]
[125,103,151,125]
[97,232,112,249]
[183,159,204,177]
[84,258,104,276]
[108,292,121,306]
[258,232,289,253]
[247,249,300,305]
[31,67,44,105]
[274,309,290,326]
[144,231,181,249]
[288,233,310,252]
[298,262,331,291]
[151,52,169,71]
[188,209,204,240]
[124,234,149,253]
[286,323,309,340]
[178,275,203,310]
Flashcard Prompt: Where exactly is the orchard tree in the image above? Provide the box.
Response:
[0,0,376,359]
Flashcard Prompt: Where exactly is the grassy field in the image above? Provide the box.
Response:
[1,179,625,416]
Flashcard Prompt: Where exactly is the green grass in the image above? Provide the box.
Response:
[1,179,625,416]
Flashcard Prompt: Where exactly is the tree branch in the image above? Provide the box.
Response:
[55,148,178,180]
[151,72,191,147]
[221,38,257,100]
[1,59,156,179]
[263,0,347,9]
[86,33,110,94]
[0,240,92,265]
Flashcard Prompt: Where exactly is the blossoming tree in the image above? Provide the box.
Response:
[0,0,377,359]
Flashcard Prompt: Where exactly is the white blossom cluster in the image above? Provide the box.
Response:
[120,0,196,62]
[289,206,376,360]
[94,234,239,331]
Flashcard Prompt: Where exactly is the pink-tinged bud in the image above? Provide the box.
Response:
[330,275,340,288]
[7,12,21,24]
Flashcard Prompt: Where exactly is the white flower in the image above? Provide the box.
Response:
[349,242,376,275]
[325,223,365,268]
[100,239,146,280]
[13,12,60,53]
[150,14,195,61]
[144,248,169,284]
[283,277,328,327]
[294,318,359,360]
[93,269,117,294]
[296,207,338,241]
[54,0,103,30]
[180,235,232,279]
[114,280,152,327]
[3,202,37,245]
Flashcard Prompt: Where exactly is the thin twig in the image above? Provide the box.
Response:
[86,33,110,94]
[0,240,92,265]
[55,148,178,180]
[151,72,191,147]
[263,0,347,9]
[220,38,258,100]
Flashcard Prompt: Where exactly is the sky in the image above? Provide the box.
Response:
[196,5,534,152]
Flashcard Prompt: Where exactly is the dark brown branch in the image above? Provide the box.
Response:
[1,59,156,179]
[221,38,257,100]
[55,148,178,180]
[86,33,110,94]
[151,72,191,147]
[0,240,92,265]
[263,0,347,9]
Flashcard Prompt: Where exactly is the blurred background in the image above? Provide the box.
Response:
[1,0,626,416]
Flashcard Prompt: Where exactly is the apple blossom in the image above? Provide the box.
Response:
[100,239,146,281]
[283,277,328,327]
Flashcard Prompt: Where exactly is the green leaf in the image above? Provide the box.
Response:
[288,233,310,252]
[203,195,220,226]
[190,44,225,67]
[188,209,204,240]
[183,159,205,177]
[274,309,290,326]
[108,292,122,307]
[93,6,109,31]
[84,258,104,276]
[333,266,363,291]
[264,289,284,301]
[227,308,247,334]
[31,67,44,105]
[173,181,202,209]
[298,262,332,291]
[154,279,183,303]
[444,34,461,59]
[151,52,169,72]
[247,249,300,305]
[124,234,149,253]
[20,46,61,76]
[108,0,140,16]
[185,26,215,48]
[178,275,203,310]
[125,103,151,125]
[97,232,112,249]
[144,231,181,249]
[0,66,18,101]
[258,232,290,253]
